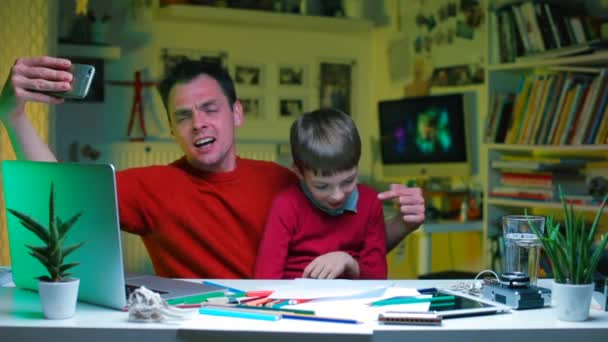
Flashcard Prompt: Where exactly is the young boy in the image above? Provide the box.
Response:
[254,108,387,279]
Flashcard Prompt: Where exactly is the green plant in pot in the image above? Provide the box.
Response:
[528,189,608,322]
[7,183,85,319]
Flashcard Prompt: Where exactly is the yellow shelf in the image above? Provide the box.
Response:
[58,43,121,60]
[487,50,608,71]
[487,198,603,212]
[156,4,373,33]
[486,144,608,152]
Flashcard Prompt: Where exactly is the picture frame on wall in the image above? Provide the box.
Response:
[233,61,265,87]
[319,61,352,115]
[279,98,305,117]
[161,48,228,78]
[278,64,307,86]
[240,96,264,119]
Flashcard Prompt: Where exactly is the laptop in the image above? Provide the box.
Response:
[2,160,226,310]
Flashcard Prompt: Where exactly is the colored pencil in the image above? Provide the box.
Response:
[369,295,456,307]
[201,280,245,294]
[281,313,361,325]
[198,307,281,321]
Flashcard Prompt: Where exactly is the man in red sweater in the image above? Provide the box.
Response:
[1,56,426,279]
[255,108,387,279]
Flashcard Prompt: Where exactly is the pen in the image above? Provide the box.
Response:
[202,280,245,294]
[235,304,315,315]
[199,307,281,321]
[604,279,608,311]
[369,295,456,307]
[204,303,315,315]
[166,290,228,305]
[417,287,437,294]
[281,313,361,325]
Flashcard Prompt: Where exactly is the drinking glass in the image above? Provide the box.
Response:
[502,215,545,285]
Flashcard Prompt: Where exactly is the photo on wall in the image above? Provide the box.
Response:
[278,64,306,86]
[233,61,265,86]
[161,48,227,78]
[279,98,305,117]
[240,96,264,119]
[319,61,352,115]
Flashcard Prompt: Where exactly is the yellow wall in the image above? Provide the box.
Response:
[0,0,54,266]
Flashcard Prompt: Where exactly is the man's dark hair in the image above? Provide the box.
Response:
[290,108,361,176]
[158,60,237,124]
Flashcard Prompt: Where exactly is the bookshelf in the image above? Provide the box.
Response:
[483,0,608,270]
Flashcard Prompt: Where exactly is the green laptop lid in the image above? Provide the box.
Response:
[2,160,127,309]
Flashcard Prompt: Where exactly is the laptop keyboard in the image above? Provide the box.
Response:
[125,284,168,299]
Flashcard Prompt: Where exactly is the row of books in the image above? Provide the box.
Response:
[485,69,608,145]
[492,1,603,63]
[490,156,594,203]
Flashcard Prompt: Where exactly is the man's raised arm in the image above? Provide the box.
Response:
[0,57,74,161]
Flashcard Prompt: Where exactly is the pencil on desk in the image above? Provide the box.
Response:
[281,313,361,325]
[201,280,245,294]
[198,307,281,321]
[369,295,455,307]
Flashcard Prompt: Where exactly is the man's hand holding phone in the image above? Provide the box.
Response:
[5,56,74,106]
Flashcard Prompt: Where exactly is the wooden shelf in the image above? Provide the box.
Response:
[485,144,608,152]
[487,50,608,71]
[487,198,604,212]
[156,4,373,33]
[430,84,484,94]
[58,43,121,60]
[421,220,483,234]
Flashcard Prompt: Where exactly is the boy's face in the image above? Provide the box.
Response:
[169,75,244,172]
[297,167,359,210]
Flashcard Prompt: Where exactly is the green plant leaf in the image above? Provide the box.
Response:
[61,242,85,259]
[7,209,49,244]
[60,262,80,274]
[58,211,84,239]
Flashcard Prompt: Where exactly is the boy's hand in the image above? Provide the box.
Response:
[302,251,359,279]
[378,184,425,232]
[1,56,73,121]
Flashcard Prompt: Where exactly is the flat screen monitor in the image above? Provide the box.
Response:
[378,94,470,178]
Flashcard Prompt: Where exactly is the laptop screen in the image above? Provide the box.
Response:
[2,161,128,309]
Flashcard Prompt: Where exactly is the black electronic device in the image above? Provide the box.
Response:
[42,63,95,99]
[482,272,551,310]
[378,93,470,178]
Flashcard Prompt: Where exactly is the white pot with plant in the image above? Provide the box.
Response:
[529,190,608,322]
[7,183,85,320]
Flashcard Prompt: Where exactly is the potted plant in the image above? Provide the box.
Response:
[7,183,85,320]
[528,190,608,321]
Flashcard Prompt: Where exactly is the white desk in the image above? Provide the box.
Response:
[1,279,607,342]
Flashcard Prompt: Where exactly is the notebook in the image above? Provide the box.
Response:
[2,160,225,310]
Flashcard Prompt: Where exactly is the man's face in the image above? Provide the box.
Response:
[297,167,359,209]
[169,75,244,172]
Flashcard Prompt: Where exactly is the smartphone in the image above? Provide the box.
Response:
[48,63,95,99]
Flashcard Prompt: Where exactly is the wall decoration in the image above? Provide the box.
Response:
[319,61,352,115]
[107,70,157,141]
[430,65,472,87]
[233,61,264,86]
[279,98,304,117]
[278,64,306,86]
[161,48,227,78]
[240,96,264,119]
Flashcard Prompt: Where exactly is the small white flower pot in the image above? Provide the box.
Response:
[552,281,594,322]
[38,278,80,319]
